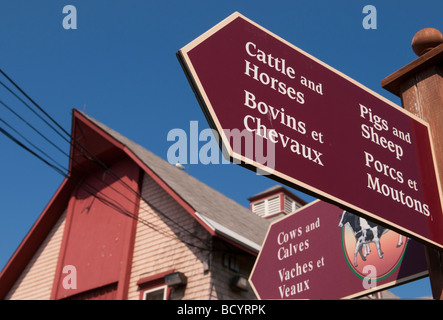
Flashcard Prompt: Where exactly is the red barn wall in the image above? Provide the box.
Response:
[52,158,141,299]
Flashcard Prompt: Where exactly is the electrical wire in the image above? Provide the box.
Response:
[0,117,67,175]
[0,123,66,177]
[0,70,71,141]
[0,99,70,158]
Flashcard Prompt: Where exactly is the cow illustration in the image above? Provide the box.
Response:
[338,211,393,267]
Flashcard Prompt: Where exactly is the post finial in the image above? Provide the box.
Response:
[412,28,443,56]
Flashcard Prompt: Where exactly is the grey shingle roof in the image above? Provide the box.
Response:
[80,111,270,252]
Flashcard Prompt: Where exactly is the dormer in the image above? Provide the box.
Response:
[248,185,306,220]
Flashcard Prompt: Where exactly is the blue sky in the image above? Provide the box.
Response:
[0,0,441,299]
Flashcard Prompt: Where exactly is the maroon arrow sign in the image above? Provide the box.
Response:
[177,12,443,248]
[249,200,428,299]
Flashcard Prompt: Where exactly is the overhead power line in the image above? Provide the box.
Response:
[0,117,67,175]
[0,69,71,139]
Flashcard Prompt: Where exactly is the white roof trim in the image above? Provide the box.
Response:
[195,212,262,253]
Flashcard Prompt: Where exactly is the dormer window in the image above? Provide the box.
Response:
[251,196,280,218]
[249,185,306,220]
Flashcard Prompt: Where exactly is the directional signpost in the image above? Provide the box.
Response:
[249,200,428,299]
[178,12,443,249]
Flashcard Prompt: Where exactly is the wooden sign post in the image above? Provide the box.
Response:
[382,28,443,300]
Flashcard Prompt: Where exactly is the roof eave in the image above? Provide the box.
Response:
[195,212,262,254]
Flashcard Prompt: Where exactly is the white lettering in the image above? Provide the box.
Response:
[245,41,295,79]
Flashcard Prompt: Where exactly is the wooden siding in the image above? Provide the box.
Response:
[127,173,213,300]
[6,210,67,300]
[51,159,140,299]
[209,240,258,300]
[127,173,259,300]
